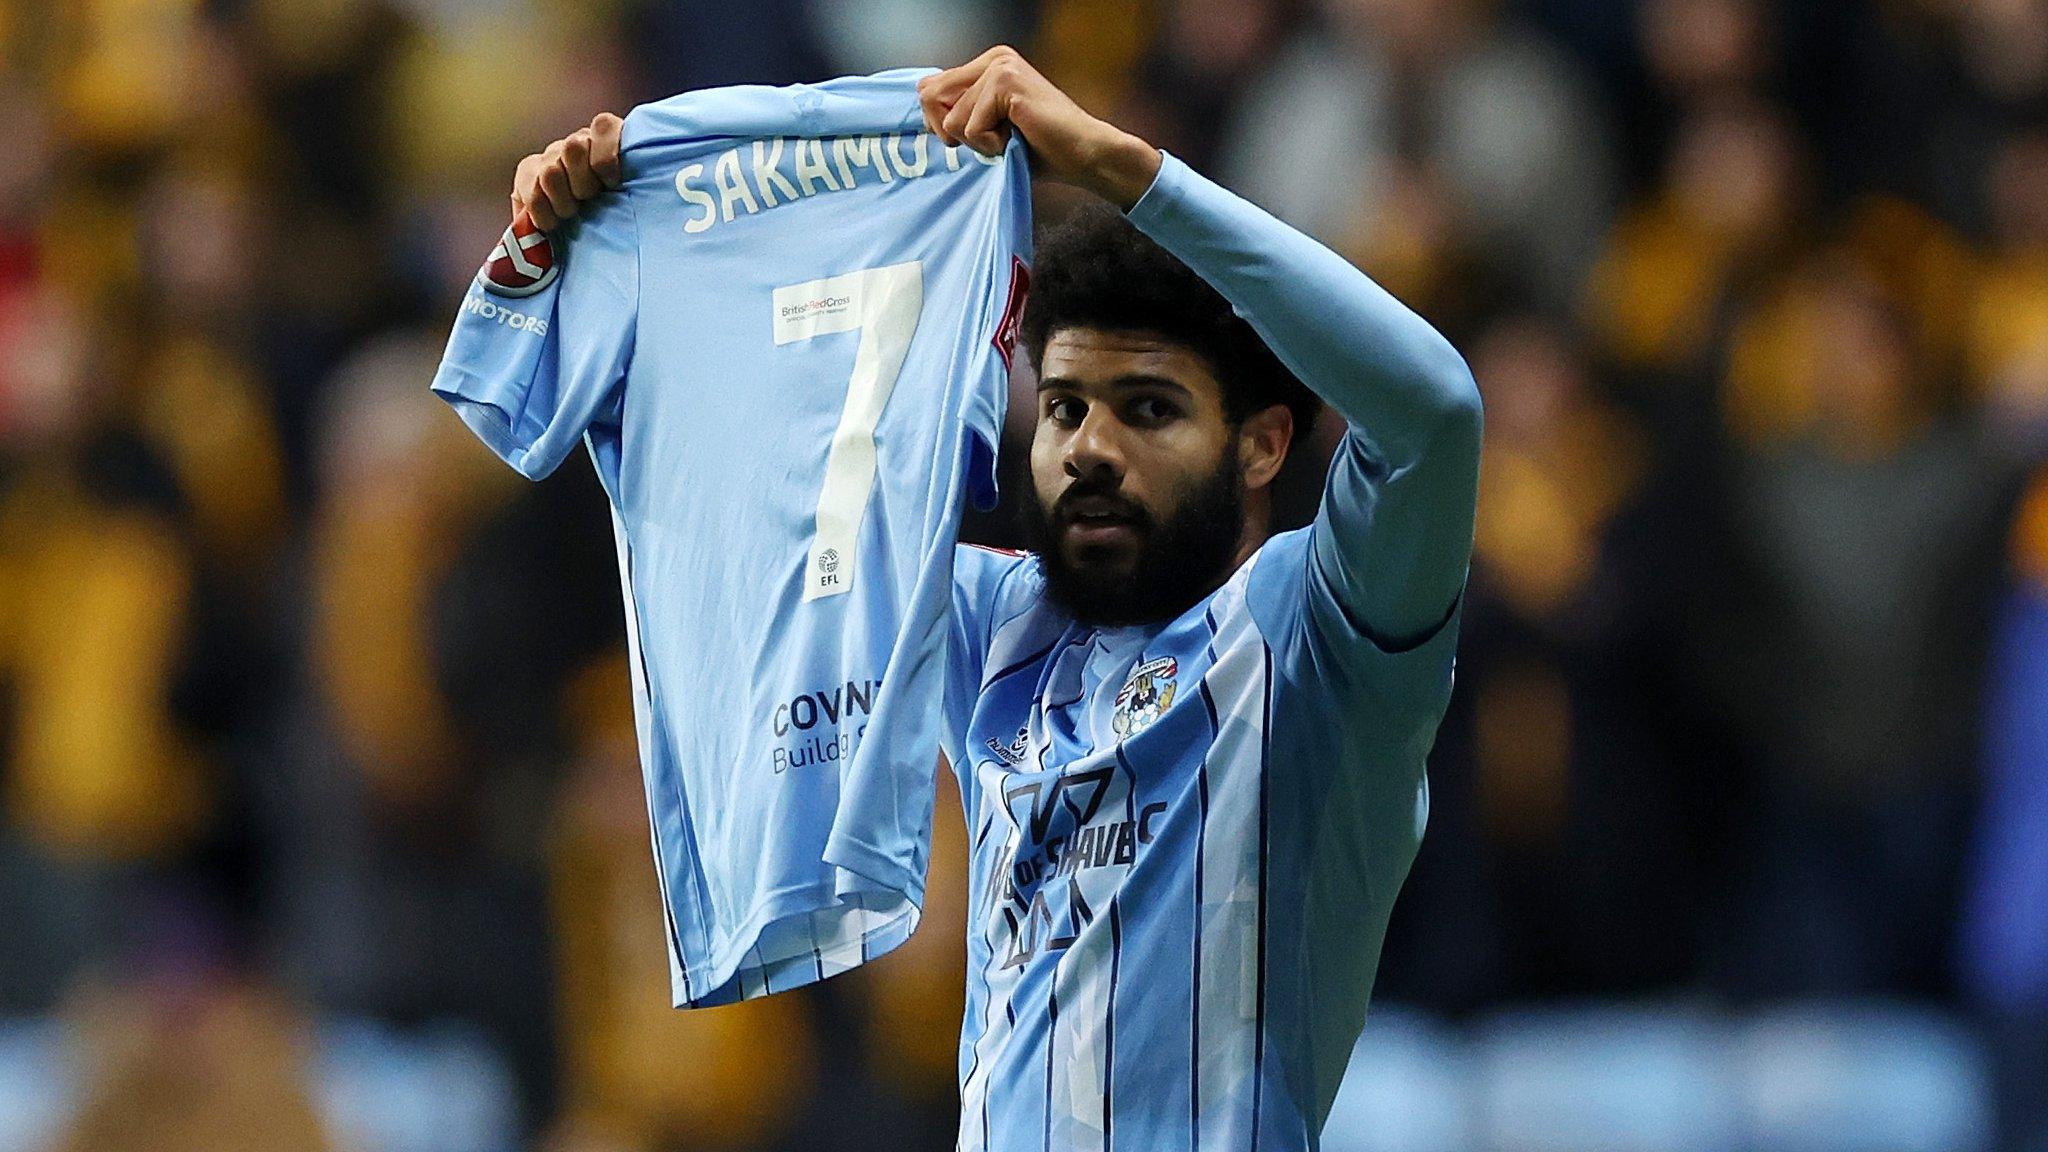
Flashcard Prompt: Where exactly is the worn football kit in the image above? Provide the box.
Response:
[431,68,1033,1007]
[941,151,1479,1150]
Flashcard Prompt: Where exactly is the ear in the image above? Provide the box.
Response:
[1237,404,1292,492]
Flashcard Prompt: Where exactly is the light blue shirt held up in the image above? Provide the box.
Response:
[942,150,1482,1151]
[430,69,1034,1008]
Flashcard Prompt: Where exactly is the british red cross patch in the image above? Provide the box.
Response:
[992,255,1030,371]
[481,210,559,297]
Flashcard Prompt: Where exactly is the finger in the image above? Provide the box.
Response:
[961,76,1013,155]
[920,70,966,144]
[922,44,1012,104]
[538,161,580,222]
[526,189,559,231]
[512,153,545,209]
[924,90,958,145]
[919,62,977,106]
[942,46,1015,89]
[941,70,994,149]
[563,132,603,200]
[918,84,946,141]
[590,112,624,187]
[524,140,565,199]
[513,155,560,228]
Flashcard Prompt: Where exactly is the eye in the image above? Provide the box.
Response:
[1045,395,1085,427]
[1127,394,1182,425]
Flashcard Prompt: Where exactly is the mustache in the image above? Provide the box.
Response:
[1050,479,1152,529]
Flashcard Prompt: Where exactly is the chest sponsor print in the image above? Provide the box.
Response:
[977,757,1166,970]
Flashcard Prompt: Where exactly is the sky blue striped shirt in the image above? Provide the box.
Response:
[940,149,1481,1151]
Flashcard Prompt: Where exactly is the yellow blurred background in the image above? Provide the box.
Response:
[0,0,2042,1150]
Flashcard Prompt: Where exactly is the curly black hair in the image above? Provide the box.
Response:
[1019,200,1321,440]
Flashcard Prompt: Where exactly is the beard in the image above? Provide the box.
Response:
[1021,443,1248,629]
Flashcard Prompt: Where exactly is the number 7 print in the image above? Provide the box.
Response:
[772,261,925,601]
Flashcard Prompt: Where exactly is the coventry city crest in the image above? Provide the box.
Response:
[1112,656,1179,739]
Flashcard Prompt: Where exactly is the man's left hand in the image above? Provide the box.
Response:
[917,46,1162,211]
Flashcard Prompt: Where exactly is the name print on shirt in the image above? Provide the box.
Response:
[675,133,1003,235]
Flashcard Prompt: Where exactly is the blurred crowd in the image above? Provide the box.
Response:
[0,0,2041,1149]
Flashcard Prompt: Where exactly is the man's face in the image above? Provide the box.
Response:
[1023,327,1248,627]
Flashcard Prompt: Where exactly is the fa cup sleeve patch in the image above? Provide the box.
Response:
[992,255,1029,370]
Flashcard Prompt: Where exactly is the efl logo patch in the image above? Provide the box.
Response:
[992,255,1029,370]
[1112,656,1178,739]
[481,211,559,297]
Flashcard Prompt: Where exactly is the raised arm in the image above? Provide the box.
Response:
[1123,154,1483,647]
[920,46,1482,649]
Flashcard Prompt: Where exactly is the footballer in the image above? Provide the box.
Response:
[513,46,1480,1151]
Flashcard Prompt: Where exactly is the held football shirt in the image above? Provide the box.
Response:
[430,68,1033,1007]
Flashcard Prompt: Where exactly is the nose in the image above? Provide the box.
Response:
[1063,404,1126,484]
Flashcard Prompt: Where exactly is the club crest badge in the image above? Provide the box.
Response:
[481,212,559,297]
[1112,656,1178,739]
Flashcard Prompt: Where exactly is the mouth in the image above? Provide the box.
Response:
[1048,487,1149,553]
[1061,505,1144,548]
[1065,517,1138,546]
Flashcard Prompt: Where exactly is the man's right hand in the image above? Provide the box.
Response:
[513,112,624,230]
